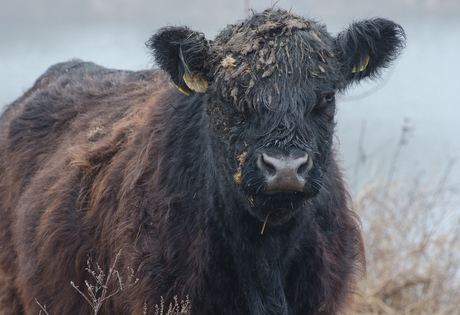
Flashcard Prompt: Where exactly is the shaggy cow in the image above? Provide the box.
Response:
[0,9,405,315]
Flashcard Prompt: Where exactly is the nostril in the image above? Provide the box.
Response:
[297,155,313,177]
[297,162,307,176]
[258,153,277,176]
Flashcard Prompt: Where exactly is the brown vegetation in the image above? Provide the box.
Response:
[356,177,460,314]
[354,126,460,314]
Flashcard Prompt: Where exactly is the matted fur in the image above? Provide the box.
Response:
[0,9,404,315]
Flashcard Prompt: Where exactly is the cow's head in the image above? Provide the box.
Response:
[148,9,405,226]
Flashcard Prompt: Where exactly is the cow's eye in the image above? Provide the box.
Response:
[314,93,336,111]
[324,93,335,102]
[313,92,336,121]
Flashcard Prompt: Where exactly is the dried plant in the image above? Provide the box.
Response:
[35,299,50,315]
[154,296,191,315]
[70,249,139,315]
[353,123,460,314]
[35,251,192,315]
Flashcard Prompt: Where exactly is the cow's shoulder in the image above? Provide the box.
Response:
[32,59,168,93]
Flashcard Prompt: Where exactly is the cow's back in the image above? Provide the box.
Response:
[0,60,168,314]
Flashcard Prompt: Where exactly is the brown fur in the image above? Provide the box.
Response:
[0,62,175,314]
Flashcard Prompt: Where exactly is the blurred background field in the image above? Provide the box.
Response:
[1,0,459,313]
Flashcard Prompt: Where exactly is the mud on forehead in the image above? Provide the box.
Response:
[209,10,339,112]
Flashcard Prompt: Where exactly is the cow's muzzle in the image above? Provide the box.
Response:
[257,151,313,193]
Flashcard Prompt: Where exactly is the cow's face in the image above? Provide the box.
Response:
[148,9,405,225]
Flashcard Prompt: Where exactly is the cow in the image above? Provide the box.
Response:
[0,8,405,315]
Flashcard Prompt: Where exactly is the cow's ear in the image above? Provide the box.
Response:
[146,26,209,95]
[335,18,406,85]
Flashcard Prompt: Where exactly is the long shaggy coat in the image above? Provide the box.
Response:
[0,9,405,315]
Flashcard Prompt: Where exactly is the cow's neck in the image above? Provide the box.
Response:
[232,229,290,315]
[210,191,312,315]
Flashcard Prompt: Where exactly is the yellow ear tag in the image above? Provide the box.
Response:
[183,72,208,93]
[352,55,370,73]
[173,82,192,96]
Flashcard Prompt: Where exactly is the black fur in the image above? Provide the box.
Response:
[147,26,209,92]
[0,8,405,315]
[335,18,406,83]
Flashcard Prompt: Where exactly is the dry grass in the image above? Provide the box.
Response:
[70,250,139,314]
[36,249,191,315]
[355,178,460,314]
[152,296,191,315]
[353,124,460,314]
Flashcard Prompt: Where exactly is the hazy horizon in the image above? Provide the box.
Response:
[1,0,459,189]
[2,0,459,27]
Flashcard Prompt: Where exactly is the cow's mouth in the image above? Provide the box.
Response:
[262,190,300,195]
[245,191,309,226]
